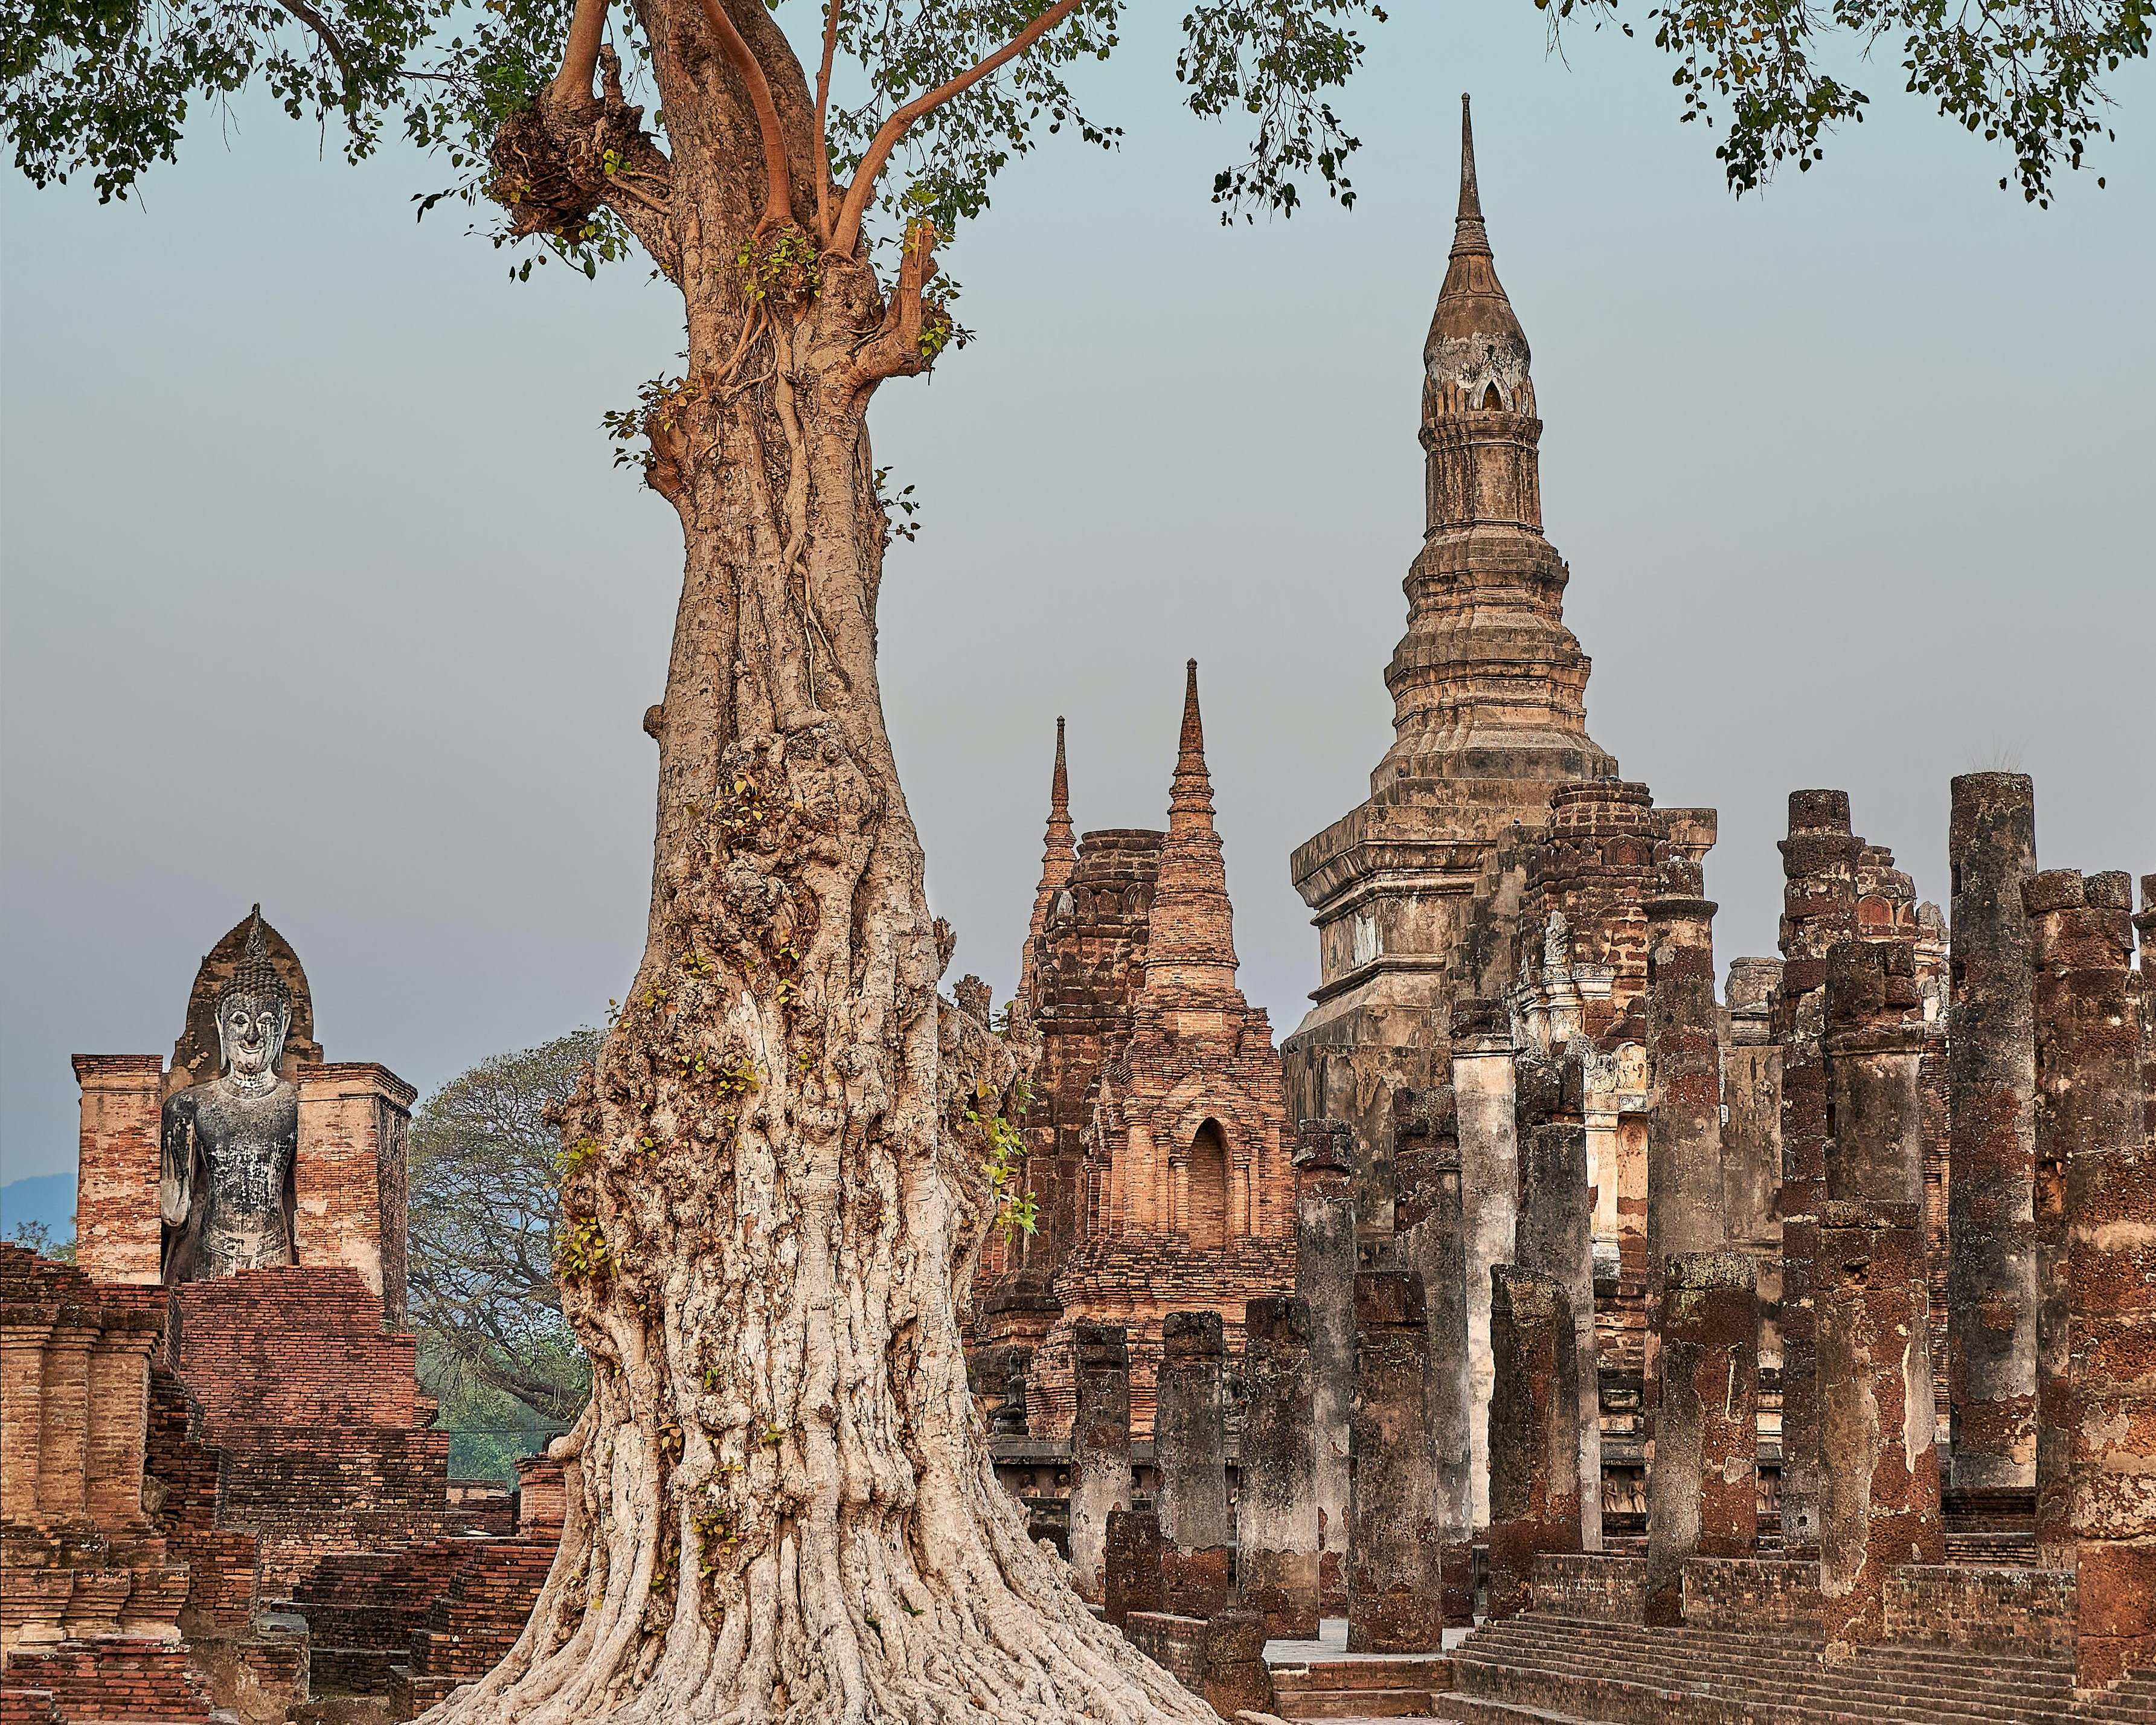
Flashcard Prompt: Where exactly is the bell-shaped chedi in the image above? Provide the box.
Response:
[1285,93,1617,1198]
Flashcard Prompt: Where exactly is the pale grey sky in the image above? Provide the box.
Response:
[4,8,2151,1187]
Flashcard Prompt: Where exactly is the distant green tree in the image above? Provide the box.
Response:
[407,1030,595,1462]
[4,1218,77,1264]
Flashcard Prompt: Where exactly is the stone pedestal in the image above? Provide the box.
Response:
[1817,1200,1942,1661]
[295,1063,416,1325]
[1238,1296,1319,1637]
[2026,869,2155,1686]
[1451,997,1518,1532]
[1294,1119,1358,1612]
[1488,1265,1582,1621]
[1155,1310,1231,1619]
[1349,1270,1446,1651]
[1945,774,2039,1492]
[1644,1251,1758,1626]
[1104,1509,1164,1628]
[72,1056,167,1285]
[1068,1323,1132,1603]
[1515,1047,1599,1550]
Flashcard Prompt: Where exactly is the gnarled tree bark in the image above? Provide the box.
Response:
[427,4,1214,1721]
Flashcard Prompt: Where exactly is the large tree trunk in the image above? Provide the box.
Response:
[425,16,1218,1722]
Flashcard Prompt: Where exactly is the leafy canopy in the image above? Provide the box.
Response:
[408,1029,597,1429]
[4,0,2145,231]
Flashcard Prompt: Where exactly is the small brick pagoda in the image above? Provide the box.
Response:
[973,666,1296,1449]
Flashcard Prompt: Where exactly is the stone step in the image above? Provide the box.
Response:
[1266,1685,1447,1719]
[1454,1646,2066,1723]
[1274,1658,1455,1692]
[1449,1623,2074,1725]
[1478,1619,2074,1686]
[1435,1697,1616,1725]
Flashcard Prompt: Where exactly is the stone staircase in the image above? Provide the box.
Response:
[1267,1653,1454,1719]
[2073,1668,2156,1722]
[1436,1613,2077,1724]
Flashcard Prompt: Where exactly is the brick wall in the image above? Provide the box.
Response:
[1680,1557,1821,1632]
[1882,1564,2074,1659]
[1121,1611,1206,1693]
[1530,1553,1646,1624]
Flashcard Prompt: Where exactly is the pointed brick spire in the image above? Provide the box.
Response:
[1146,661,1240,997]
[1019,717,1078,1003]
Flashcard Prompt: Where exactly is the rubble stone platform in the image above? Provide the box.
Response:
[1263,1618,1464,1721]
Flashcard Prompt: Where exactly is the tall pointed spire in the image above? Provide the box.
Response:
[1454,92,1489,256]
[1145,661,1240,997]
[1019,717,1079,1003]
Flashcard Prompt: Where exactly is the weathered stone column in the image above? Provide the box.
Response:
[1348,1270,1445,1651]
[1644,1251,1759,1627]
[1451,997,1518,1529]
[1825,938,1929,1206]
[2138,876,2156,1120]
[1068,1323,1132,1604]
[1945,772,2039,1492]
[1515,1046,1600,1549]
[2027,868,2117,1568]
[1816,1199,1942,1662]
[1103,1509,1163,1628]
[1156,1309,1232,1619]
[2026,869,2154,1685]
[1774,788,1862,1557]
[1294,1117,1358,1611]
[1391,1088,1474,1622]
[1646,856,1727,1273]
[1488,1265,1582,1621]
[1239,1296,1320,1637]
[36,1317,98,1526]
[1644,855,1727,1474]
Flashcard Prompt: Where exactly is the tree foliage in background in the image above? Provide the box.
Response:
[4,0,2147,211]
[4,1219,77,1264]
[408,1030,594,1439]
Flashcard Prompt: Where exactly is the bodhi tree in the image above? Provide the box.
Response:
[7,0,2151,1720]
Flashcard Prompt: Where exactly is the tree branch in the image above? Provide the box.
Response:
[830,0,1086,258]
[691,0,797,231]
[813,0,842,242]
[274,0,361,108]
[547,0,609,104]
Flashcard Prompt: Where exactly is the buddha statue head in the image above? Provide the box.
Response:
[217,907,294,1094]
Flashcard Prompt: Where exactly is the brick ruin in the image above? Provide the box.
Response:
[966,92,2155,1723]
[2,911,563,1724]
[969,660,1297,1474]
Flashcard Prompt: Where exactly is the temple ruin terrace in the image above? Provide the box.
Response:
[4,94,2150,1725]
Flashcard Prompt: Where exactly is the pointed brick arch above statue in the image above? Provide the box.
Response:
[168,908,322,1098]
